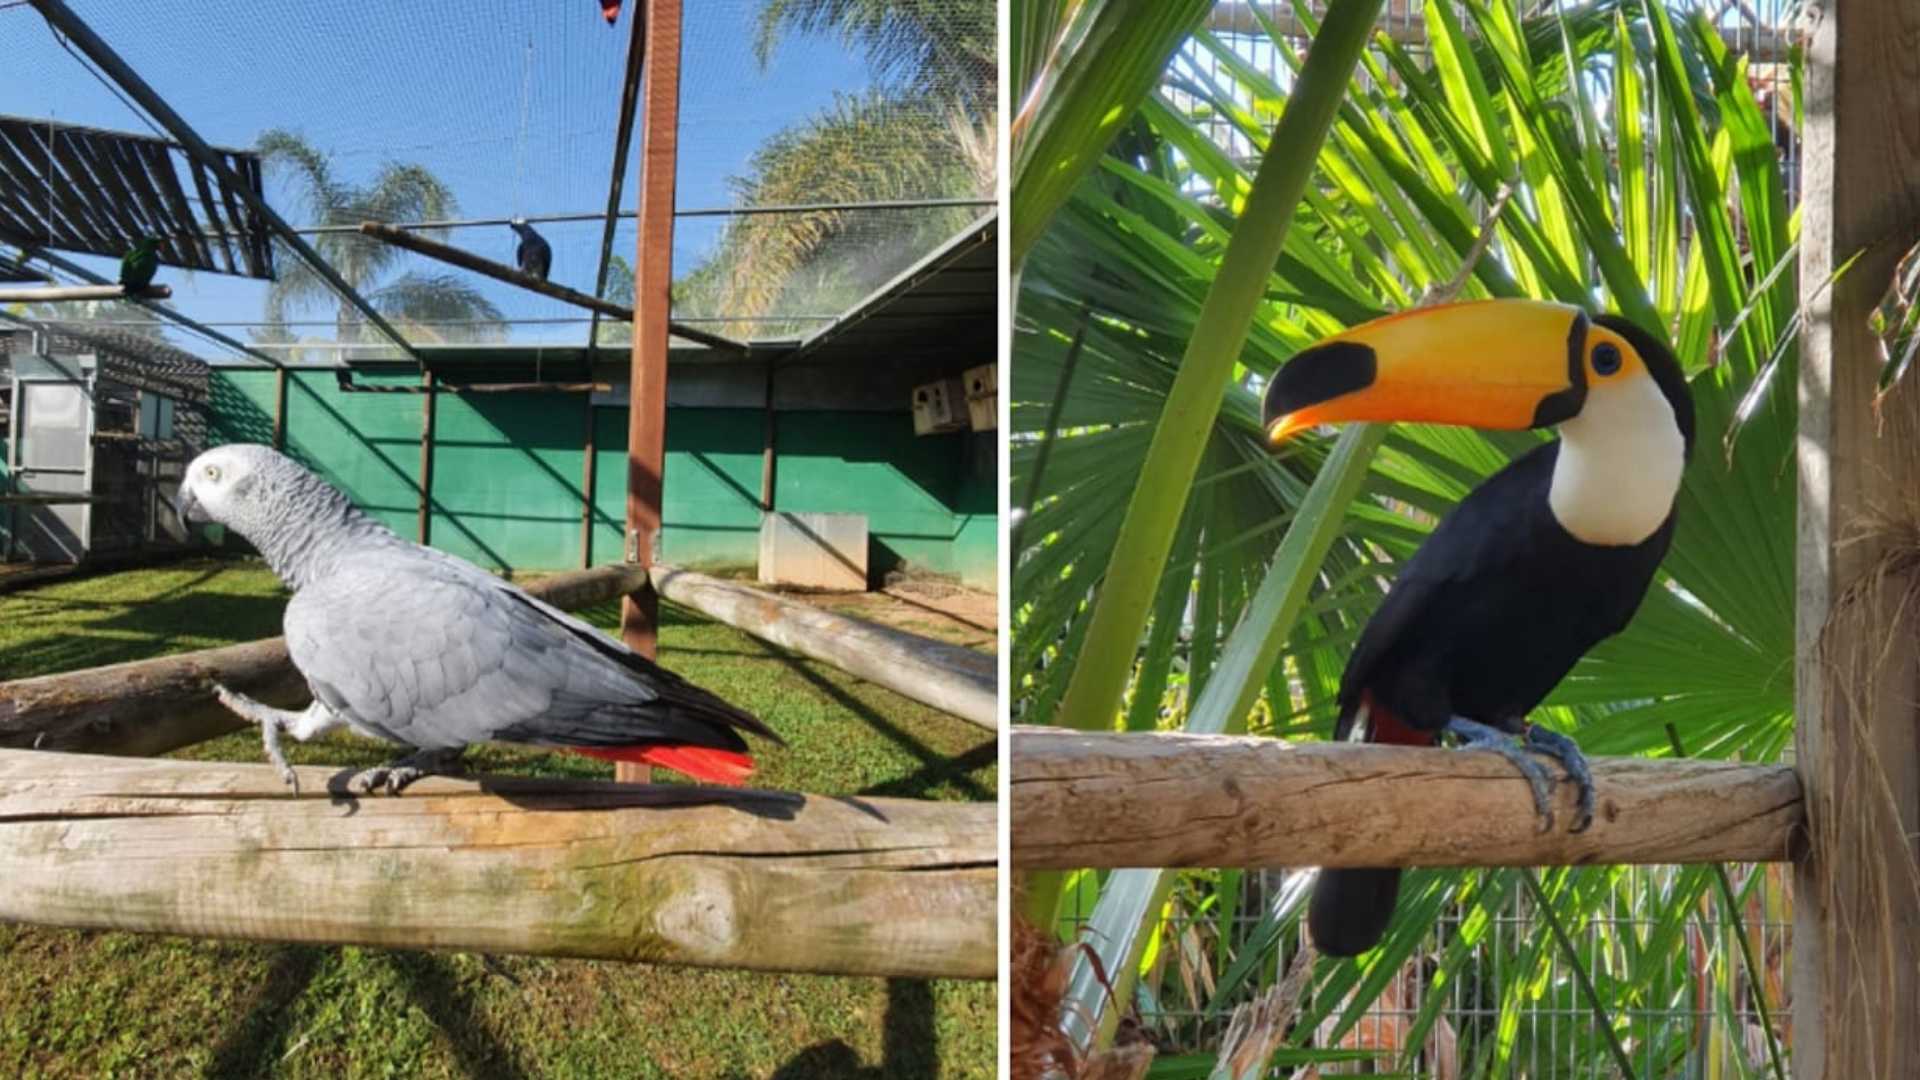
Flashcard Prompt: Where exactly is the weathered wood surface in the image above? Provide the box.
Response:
[1011,728,1803,869]
[1792,1,1920,1075]
[652,566,998,730]
[0,562,652,757]
[0,749,995,979]
[0,283,170,302]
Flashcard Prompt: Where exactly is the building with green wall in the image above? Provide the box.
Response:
[206,358,995,590]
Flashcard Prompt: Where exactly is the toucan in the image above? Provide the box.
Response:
[1261,299,1694,957]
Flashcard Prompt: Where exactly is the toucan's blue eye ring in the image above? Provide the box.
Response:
[1592,342,1623,376]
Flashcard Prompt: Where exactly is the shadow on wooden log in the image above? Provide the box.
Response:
[0,563,652,757]
[1011,728,1804,869]
[0,749,995,979]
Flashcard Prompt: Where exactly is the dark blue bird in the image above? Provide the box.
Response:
[509,218,551,282]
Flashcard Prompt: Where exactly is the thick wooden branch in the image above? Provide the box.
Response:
[0,563,652,757]
[0,283,170,302]
[0,749,994,979]
[651,565,998,730]
[355,222,738,352]
[1011,728,1804,869]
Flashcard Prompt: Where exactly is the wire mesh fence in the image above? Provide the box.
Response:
[1052,862,1793,1078]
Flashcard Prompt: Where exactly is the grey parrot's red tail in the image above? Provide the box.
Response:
[574,744,756,784]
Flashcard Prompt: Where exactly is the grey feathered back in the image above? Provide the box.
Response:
[183,443,778,755]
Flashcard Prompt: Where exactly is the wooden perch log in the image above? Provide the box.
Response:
[0,562,652,757]
[650,565,998,730]
[1011,728,1804,869]
[0,283,170,302]
[356,222,737,352]
[0,749,995,979]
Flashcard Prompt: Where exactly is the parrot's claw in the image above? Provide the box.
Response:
[1525,725,1595,834]
[347,748,464,797]
[1443,716,1558,833]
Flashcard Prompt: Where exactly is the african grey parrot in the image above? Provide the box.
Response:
[509,218,552,282]
[175,443,781,795]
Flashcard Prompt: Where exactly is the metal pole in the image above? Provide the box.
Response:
[617,0,683,782]
[588,11,648,351]
[27,0,422,367]
[273,198,999,237]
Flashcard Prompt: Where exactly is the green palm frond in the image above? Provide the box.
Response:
[1016,0,1801,1072]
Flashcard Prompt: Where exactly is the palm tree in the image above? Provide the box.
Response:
[674,0,995,338]
[253,130,503,360]
[1013,2,1802,1074]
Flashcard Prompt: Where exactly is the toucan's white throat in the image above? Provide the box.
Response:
[1547,374,1686,547]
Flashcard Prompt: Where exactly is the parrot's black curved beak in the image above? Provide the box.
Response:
[175,485,205,525]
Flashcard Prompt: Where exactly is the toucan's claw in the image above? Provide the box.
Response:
[1526,725,1596,834]
[1443,716,1557,833]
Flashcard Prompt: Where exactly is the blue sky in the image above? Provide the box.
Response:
[0,0,884,350]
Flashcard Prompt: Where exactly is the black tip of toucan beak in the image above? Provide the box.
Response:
[1262,341,1377,431]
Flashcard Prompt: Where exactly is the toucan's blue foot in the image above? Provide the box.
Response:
[1442,716,1557,833]
[1525,724,1595,834]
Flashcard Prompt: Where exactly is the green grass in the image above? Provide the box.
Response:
[0,558,997,1078]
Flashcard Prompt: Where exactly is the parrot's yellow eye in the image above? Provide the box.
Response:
[204,465,221,482]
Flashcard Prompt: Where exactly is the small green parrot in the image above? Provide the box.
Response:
[119,237,159,291]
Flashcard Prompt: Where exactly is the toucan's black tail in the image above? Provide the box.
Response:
[1309,867,1401,957]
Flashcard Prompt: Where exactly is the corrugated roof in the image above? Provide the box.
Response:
[0,114,275,280]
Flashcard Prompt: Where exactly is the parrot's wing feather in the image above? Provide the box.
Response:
[286,553,774,752]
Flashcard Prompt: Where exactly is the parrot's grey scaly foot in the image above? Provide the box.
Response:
[212,683,301,794]
[1525,724,1595,834]
[348,747,465,796]
[1442,716,1558,833]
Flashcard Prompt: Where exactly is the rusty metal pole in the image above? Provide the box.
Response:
[618,0,683,783]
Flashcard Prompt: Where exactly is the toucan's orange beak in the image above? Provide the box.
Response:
[1263,299,1591,445]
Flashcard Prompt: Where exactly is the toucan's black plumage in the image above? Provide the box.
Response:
[1262,304,1695,957]
[510,219,551,282]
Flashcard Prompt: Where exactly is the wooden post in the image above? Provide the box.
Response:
[0,749,996,980]
[353,222,736,353]
[1792,2,1920,1075]
[1010,729,1802,869]
[618,0,682,783]
[0,283,170,302]
[417,370,436,544]
[761,359,777,511]
[650,566,998,729]
[271,366,288,451]
[581,394,598,568]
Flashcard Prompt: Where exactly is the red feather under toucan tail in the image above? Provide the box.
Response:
[600,1,621,25]
[573,744,755,785]
[1358,690,1435,747]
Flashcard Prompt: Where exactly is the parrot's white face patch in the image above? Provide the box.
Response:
[178,445,262,526]
[1548,372,1685,547]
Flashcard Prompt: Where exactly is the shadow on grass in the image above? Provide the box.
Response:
[0,564,285,681]
[770,980,936,1080]
[203,945,330,1078]
[738,633,991,802]
[386,952,530,1080]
